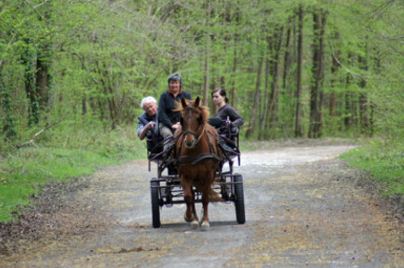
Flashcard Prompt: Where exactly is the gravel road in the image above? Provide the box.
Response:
[0,143,403,267]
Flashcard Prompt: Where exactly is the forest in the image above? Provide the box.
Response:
[0,0,403,221]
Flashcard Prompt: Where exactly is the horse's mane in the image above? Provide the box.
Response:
[173,98,209,125]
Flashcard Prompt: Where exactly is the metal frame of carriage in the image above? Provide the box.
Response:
[147,125,246,228]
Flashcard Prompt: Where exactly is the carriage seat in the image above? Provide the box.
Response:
[217,124,240,160]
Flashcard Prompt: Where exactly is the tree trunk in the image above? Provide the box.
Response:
[294,5,304,137]
[35,52,50,111]
[229,6,241,106]
[0,66,16,139]
[22,42,40,126]
[344,74,353,130]
[308,9,326,138]
[259,49,270,140]
[282,17,292,92]
[96,61,118,129]
[358,55,370,135]
[35,6,51,115]
[267,26,283,135]
[202,0,211,106]
[329,44,340,117]
[245,55,263,138]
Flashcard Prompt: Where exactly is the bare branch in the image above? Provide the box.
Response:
[33,0,51,9]
[15,121,62,149]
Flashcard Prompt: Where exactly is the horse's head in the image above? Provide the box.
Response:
[180,97,209,149]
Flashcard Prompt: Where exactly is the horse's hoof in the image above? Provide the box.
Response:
[200,221,210,231]
[184,213,193,223]
[191,220,199,229]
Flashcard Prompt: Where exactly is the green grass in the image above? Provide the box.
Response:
[0,124,147,223]
[341,139,404,197]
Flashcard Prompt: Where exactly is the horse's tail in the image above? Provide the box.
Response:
[208,187,222,202]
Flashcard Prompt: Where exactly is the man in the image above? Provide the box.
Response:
[137,96,162,154]
[158,73,191,141]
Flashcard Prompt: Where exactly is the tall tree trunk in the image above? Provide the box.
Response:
[282,17,292,92]
[22,42,40,126]
[294,5,304,137]
[106,85,118,129]
[358,54,370,135]
[317,13,327,136]
[344,75,353,130]
[259,49,270,140]
[35,5,51,115]
[35,52,50,111]
[308,9,326,138]
[203,38,210,105]
[230,45,238,106]
[281,16,294,135]
[245,55,263,138]
[329,39,340,117]
[229,6,241,106]
[267,26,283,134]
[202,0,211,106]
[0,66,16,139]
[96,61,118,129]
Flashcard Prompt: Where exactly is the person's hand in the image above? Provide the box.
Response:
[146,121,155,130]
[172,122,181,131]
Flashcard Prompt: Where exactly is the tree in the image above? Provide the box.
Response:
[308,8,327,138]
[294,4,304,137]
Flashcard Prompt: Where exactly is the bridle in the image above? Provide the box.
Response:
[181,123,206,149]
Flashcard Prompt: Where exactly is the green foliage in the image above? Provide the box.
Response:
[1,0,402,141]
[341,140,404,197]
[0,123,146,222]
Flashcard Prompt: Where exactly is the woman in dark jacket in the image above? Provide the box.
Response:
[209,88,244,132]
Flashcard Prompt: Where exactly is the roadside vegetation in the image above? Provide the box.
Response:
[341,139,404,197]
[0,122,146,222]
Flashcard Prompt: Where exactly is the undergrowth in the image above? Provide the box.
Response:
[0,121,146,222]
[341,139,404,197]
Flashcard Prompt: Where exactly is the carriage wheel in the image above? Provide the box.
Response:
[150,179,161,228]
[233,174,246,224]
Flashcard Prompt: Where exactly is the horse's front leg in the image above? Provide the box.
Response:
[182,178,198,228]
[200,187,210,230]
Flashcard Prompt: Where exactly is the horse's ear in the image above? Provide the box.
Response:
[194,96,200,107]
[181,98,187,108]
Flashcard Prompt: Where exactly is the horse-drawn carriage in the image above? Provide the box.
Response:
[147,97,245,229]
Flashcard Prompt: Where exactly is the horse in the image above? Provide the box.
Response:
[174,97,223,230]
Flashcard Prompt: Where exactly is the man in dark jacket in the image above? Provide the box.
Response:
[158,73,191,142]
[137,96,163,155]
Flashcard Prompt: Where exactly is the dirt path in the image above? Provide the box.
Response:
[1,144,403,267]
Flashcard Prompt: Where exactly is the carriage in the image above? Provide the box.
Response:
[146,98,245,229]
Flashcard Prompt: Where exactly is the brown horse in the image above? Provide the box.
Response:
[175,97,223,230]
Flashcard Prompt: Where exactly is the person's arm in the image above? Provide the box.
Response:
[136,119,146,140]
[226,106,244,128]
[137,116,154,140]
[157,93,172,129]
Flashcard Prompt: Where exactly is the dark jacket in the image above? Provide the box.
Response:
[158,91,192,130]
[214,104,244,128]
[137,113,162,152]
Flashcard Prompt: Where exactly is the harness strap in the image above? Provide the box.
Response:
[177,153,222,165]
